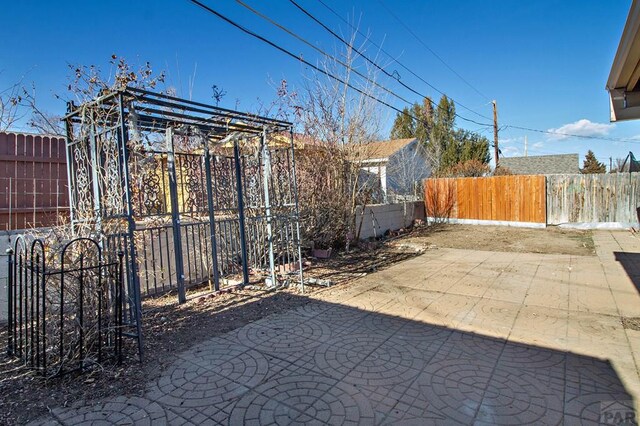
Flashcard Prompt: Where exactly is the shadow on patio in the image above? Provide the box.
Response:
[615,251,640,294]
[30,292,636,425]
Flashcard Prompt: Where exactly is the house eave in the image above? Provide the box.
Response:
[608,0,640,122]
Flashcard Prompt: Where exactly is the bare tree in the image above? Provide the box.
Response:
[270,30,390,248]
[0,79,26,132]
[1,78,68,135]
[386,141,430,202]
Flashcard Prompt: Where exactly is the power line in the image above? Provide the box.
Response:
[286,0,491,127]
[234,0,415,107]
[315,0,493,122]
[505,125,640,145]
[187,0,494,138]
[377,0,491,102]
[187,0,493,139]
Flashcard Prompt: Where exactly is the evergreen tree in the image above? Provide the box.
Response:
[388,95,490,176]
[413,97,433,145]
[581,150,606,174]
[456,129,491,164]
[389,106,414,139]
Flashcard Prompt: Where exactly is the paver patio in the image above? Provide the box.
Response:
[31,230,640,425]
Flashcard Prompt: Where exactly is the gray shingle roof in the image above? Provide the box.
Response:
[499,154,579,175]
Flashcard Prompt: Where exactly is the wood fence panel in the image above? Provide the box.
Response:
[425,175,546,223]
[425,178,457,218]
[547,173,640,224]
[0,131,69,230]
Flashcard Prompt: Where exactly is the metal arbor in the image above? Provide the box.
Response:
[64,87,304,349]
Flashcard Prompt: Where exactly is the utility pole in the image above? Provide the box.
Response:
[524,135,528,157]
[609,157,613,173]
[492,100,499,168]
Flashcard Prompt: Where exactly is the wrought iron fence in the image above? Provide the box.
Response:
[7,236,125,377]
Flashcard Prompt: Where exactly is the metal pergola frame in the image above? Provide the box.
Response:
[64,87,304,356]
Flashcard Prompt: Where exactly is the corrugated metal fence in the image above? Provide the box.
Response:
[425,173,640,225]
[0,132,69,230]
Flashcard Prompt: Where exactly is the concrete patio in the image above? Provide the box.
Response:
[32,230,640,425]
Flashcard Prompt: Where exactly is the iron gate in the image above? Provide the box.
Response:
[7,236,125,376]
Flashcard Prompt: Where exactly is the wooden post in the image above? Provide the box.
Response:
[493,100,499,168]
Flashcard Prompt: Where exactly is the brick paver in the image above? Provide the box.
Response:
[29,230,640,425]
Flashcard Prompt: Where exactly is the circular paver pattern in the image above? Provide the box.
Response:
[182,342,268,384]
[476,370,564,424]
[302,381,375,424]
[51,396,168,426]
[498,344,566,371]
[415,358,495,424]
[229,374,374,425]
[229,392,306,425]
[343,339,424,386]
[356,313,411,335]
[293,302,330,318]
[235,320,329,354]
[516,308,567,331]
[566,392,634,424]
[314,306,370,329]
[438,331,504,361]
[151,346,269,408]
[314,333,388,379]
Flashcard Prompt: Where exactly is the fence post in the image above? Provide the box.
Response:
[117,93,144,360]
[166,127,186,303]
[261,129,277,288]
[203,144,220,291]
[288,128,305,292]
[233,140,249,286]
[64,104,76,231]
[6,248,13,356]
[116,251,124,365]
[32,178,36,227]
[8,177,11,231]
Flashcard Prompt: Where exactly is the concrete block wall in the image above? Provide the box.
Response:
[355,201,425,240]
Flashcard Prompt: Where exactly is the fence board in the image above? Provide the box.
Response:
[546,173,640,224]
[0,132,69,230]
[424,175,546,223]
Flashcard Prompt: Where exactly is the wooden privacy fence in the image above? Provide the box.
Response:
[425,173,640,225]
[0,132,69,230]
[424,175,547,224]
[547,173,640,224]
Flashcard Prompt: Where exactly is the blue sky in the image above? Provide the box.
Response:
[1,0,638,167]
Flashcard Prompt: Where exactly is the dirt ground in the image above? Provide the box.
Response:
[0,223,597,424]
[403,223,596,256]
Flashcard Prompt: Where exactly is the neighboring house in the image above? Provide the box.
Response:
[499,153,579,175]
[356,138,431,203]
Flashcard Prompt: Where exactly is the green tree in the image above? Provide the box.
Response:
[456,129,490,164]
[581,150,606,174]
[389,106,414,139]
[389,95,490,176]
